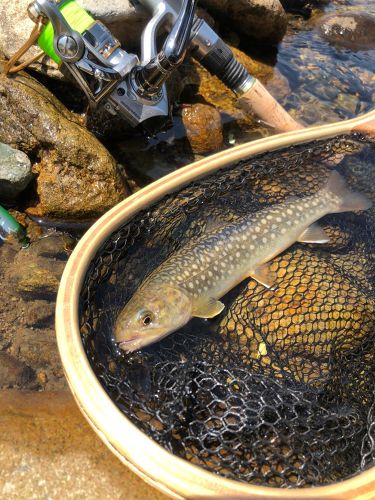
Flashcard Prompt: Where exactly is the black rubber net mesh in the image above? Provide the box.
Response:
[80,133,375,488]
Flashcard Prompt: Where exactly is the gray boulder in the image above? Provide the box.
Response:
[0,143,33,201]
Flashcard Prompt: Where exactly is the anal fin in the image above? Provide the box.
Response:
[192,296,225,319]
[298,223,329,244]
[249,263,276,289]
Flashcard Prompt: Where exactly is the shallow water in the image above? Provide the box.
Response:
[275,6,375,125]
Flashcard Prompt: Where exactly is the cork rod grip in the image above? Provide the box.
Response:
[239,79,303,133]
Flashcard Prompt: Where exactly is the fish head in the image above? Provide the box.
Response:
[114,284,192,352]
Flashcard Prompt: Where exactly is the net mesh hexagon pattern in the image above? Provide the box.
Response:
[80,133,375,488]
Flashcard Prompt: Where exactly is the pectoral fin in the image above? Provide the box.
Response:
[298,223,329,244]
[249,263,276,289]
[192,296,225,318]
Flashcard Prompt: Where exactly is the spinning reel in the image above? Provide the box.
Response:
[5,0,301,132]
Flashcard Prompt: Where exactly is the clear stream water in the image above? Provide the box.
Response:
[276,1,375,125]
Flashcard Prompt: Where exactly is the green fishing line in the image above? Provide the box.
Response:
[38,0,94,64]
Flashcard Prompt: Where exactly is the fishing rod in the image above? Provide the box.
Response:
[5,0,301,133]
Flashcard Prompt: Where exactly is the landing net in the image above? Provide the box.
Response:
[80,133,375,488]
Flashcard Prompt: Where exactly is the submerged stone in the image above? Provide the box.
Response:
[0,352,35,389]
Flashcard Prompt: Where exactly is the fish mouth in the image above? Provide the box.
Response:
[117,330,173,352]
[118,337,143,353]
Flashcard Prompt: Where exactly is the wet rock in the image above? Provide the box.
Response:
[0,352,35,388]
[8,235,69,298]
[12,328,64,383]
[0,72,127,218]
[0,238,68,391]
[200,0,288,44]
[0,143,33,201]
[181,104,224,154]
[318,12,375,50]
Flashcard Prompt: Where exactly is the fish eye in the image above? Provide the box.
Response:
[143,315,152,326]
[139,311,154,327]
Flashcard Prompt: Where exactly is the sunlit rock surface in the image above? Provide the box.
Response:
[0,72,127,218]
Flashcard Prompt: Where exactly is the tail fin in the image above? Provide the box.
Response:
[323,170,372,213]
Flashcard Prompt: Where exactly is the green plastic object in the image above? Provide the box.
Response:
[0,206,29,247]
[38,0,95,64]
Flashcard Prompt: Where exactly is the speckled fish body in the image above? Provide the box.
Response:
[115,171,371,351]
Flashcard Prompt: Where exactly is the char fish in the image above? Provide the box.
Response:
[115,171,371,352]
